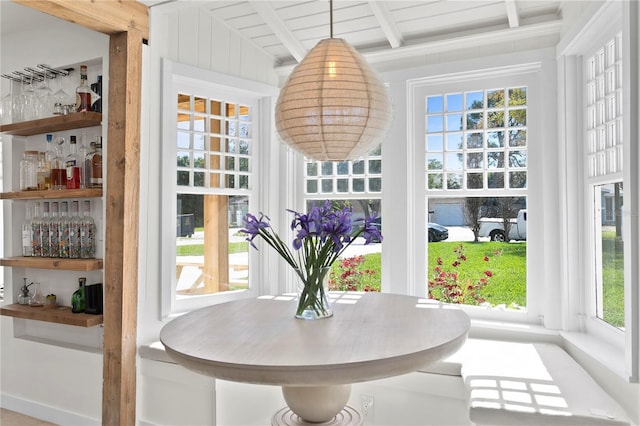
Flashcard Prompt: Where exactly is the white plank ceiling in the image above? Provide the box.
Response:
[2,0,563,67]
[190,0,563,66]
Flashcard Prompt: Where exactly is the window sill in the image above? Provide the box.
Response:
[469,318,562,342]
[561,330,630,382]
[468,318,630,383]
[139,341,175,364]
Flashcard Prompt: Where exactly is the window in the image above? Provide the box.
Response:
[559,0,637,382]
[425,87,528,310]
[585,34,625,330]
[304,146,383,292]
[161,60,275,315]
[426,88,528,191]
[305,145,382,195]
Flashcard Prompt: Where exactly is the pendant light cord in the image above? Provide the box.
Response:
[330,0,333,38]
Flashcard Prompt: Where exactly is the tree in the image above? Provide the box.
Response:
[497,197,517,241]
[465,197,486,242]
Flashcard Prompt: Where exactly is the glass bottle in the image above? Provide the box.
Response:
[71,277,86,313]
[43,134,56,190]
[19,150,39,191]
[89,138,103,188]
[77,133,90,188]
[37,152,46,190]
[58,201,70,258]
[76,65,91,112]
[31,202,43,257]
[22,204,33,256]
[49,201,60,258]
[65,135,81,189]
[91,75,102,113]
[40,202,51,257]
[80,200,96,259]
[28,282,45,307]
[69,201,81,259]
[84,140,96,188]
[50,135,67,190]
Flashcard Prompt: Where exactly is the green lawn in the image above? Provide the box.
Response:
[602,232,624,328]
[176,235,624,324]
[427,241,527,307]
[176,241,248,256]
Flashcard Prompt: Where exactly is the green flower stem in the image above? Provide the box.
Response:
[295,266,330,317]
[251,222,366,318]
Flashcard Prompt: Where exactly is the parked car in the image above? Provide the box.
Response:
[428,222,449,242]
[352,217,447,242]
[478,209,527,242]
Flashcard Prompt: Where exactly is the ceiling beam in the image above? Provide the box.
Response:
[274,19,563,75]
[368,1,403,49]
[11,0,149,40]
[505,0,520,28]
[249,0,307,63]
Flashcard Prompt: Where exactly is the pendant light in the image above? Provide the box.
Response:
[275,0,393,161]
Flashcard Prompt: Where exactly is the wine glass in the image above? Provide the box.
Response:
[51,68,72,114]
[31,66,53,118]
[14,72,37,121]
[11,74,27,122]
[0,76,14,124]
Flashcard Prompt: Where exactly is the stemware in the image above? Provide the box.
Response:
[13,71,38,121]
[0,75,16,124]
[10,75,26,122]
[51,67,72,114]
[0,91,11,124]
[29,66,53,118]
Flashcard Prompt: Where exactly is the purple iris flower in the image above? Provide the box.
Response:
[361,214,383,244]
[242,201,382,274]
[240,213,271,249]
[321,207,353,252]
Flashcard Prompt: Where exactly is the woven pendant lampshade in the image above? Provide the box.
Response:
[275,38,393,161]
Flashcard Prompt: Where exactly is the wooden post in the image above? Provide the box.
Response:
[102,30,142,426]
[203,195,229,292]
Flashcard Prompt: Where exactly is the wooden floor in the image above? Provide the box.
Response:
[0,409,56,426]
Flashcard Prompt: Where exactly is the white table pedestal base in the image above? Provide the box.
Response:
[276,385,361,425]
[271,405,362,426]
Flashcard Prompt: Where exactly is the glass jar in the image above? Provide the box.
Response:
[19,150,39,191]
[28,282,45,307]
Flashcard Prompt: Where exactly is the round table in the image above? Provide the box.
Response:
[160,292,470,425]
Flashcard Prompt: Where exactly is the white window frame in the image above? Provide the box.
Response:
[408,64,544,324]
[160,59,279,317]
[557,1,638,382]
[304,146,383,197]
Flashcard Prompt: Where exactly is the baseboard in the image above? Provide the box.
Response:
[0,393,100,426]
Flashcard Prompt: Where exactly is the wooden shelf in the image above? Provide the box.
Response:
[1,303,103,327]
[0,112,102,136]
[0,257,103,271]
[1,188,103,200]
